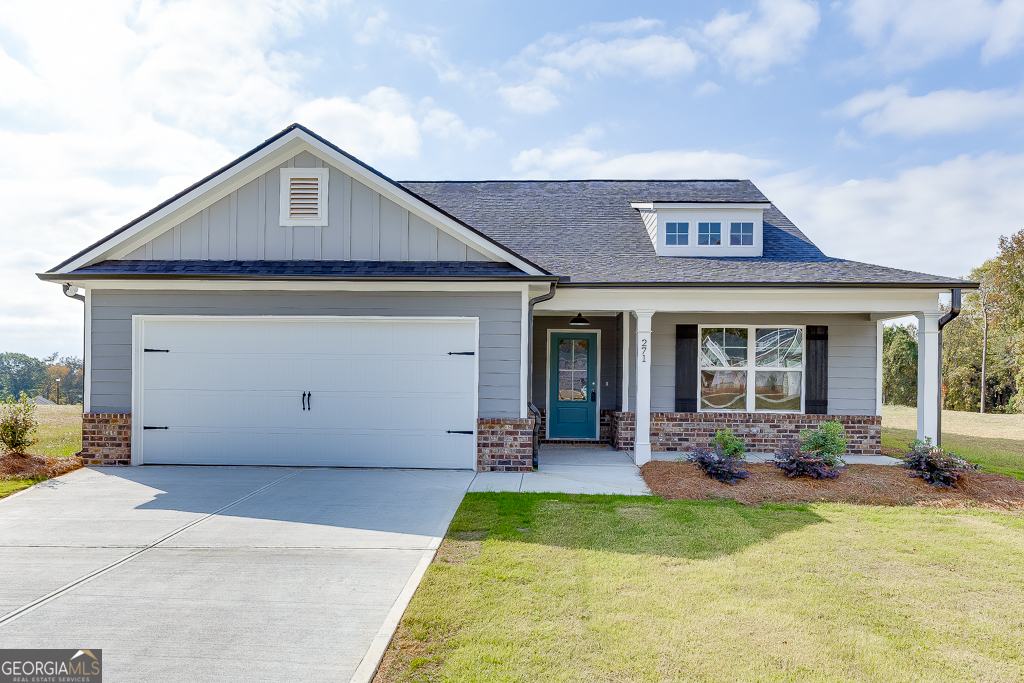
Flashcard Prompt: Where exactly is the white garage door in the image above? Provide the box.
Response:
[136,316,478,468]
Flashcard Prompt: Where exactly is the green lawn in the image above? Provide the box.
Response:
[379,493,1024,683]
[0,405,82,499]
[883,406,1024,480]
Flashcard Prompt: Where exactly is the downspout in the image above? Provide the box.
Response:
[62,283,85,302]
[527,281,558,470]
[935,288,961,448]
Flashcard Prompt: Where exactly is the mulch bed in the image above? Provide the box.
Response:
[641,461,1024,510]
[1,452,82,481]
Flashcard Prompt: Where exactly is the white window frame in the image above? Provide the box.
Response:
[697,324,806,414]
[280,167,330,227]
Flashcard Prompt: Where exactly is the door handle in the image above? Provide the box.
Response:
[591,390,596,402]
[302,391,307,411]
[307,392,312,411]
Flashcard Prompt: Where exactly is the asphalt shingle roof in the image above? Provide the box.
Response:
[71,260,535,278]
[400,180,967,286]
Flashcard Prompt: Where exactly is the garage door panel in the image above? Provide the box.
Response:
[140,317,478,468]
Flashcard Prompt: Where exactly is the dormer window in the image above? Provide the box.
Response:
[698,222,721,245]
[730,222,754,246]
[631,201,770,257]
[666,222,689,245]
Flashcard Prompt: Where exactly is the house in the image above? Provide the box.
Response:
[39,124,971,470]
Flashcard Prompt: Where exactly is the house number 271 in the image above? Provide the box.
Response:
[641,338,648,363]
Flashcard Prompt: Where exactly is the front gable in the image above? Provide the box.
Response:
[49,125,545,275]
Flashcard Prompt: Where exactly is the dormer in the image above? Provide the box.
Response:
[631,201,772,257]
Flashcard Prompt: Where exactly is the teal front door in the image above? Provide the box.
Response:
[548,332,598,438]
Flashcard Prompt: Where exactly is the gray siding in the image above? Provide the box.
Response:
[532,315,620,412]
[650,313,877,415]
[89,290,522,417]
[121,153,496,263]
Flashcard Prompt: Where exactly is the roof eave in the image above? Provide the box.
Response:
[37,272,558,283]
[555,280,979,289]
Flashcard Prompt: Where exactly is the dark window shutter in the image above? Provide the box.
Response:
[805,325,828,415]
[675,325,698,412]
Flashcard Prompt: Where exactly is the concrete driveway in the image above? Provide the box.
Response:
[0,466,473,682]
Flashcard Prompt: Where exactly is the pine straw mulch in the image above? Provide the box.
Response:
[1,452,82,481]
[641,461,1024,511]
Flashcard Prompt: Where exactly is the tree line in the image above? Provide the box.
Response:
[883,228,1024,413]
[0,353,84,405]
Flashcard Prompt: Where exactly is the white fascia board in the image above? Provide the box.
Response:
[295,131,543,274]
[60,135,309,273]
[630,202,771,210]
[58,128,545,276]
[534,287,944,314]
[67,279,532,293]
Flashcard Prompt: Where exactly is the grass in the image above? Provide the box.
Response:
[0,405,82,499]
[379,493,1024,683]
[883,405,1024,480]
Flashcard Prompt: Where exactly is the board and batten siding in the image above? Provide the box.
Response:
[120,151,496,263]
[89,290,523,417]
[648,313,877,415]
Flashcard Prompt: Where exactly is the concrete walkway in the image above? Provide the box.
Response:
[0,466,473,683]
[470,445,651,495]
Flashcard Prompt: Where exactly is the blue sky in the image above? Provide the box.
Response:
[3,0,1024,358]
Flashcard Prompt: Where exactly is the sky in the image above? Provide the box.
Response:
[2,0,1024,359]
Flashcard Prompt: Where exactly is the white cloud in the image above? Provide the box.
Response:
[587,18,665,34]
[694,80,724,97]
[702,0,820,79]
[421,108,496,149]
[511,127,777,179]
[844,0,1024,69]
[542,34,699,78]
[838,85,1024,136]
[497,67,566,114]
[294,88,423,159]
[762,152,1024,276]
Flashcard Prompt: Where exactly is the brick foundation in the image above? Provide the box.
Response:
[477,418,535,471]
[81,413,132,466]
[609,411,881,455]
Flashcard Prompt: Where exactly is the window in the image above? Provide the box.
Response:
[666,222,689,245]
[699,326,804,412]
[279,168,330,226]
[730,222,754,245]
[698,222,721,245]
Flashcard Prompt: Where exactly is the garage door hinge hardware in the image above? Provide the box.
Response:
[448,351,475,355]
[447,430,473,434]
[144,348,170,353]
[143,426,168,430]
[302,392,312,410]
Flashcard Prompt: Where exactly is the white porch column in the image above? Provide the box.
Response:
[916,311,942,443]
[634,310,655,465]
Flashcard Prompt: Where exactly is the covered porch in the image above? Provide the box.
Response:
[531,285,949,465]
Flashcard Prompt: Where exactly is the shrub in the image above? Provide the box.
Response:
[0,394,39,455]
[711,428,746,459]
[773,440,843,479]
[687,445,749,484]
[903,438,977,488]
[799,420,848,466]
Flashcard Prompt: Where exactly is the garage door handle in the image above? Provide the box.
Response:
[448,351,475,355]
[307,392,312,410]
[143,426,168,430]
[447,430,473,434]
[302,392,307,411]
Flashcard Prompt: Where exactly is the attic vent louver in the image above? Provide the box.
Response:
[280,167,329,226]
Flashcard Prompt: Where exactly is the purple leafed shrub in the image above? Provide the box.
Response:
[903,438,977,488]
[772,440,843,479]
[686,445,749,484]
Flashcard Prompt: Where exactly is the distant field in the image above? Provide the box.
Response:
[34,404,83,458]
[883,405,1024,480]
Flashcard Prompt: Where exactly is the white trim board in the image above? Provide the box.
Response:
[72,280,533,294]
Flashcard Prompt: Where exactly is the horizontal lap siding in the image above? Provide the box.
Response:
[532,315,619,412]
[89,290,522,417]
[651,313,877,416]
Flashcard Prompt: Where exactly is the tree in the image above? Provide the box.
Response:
[989,228,1024,412]
[883,324,918,406]
[0,353,47,401]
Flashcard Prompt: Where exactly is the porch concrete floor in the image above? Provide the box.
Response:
[651,452,903,465]
[470,445,650,495]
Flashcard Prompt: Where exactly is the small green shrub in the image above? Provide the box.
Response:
[799,420,848,466]
[773,440,843,479]
[903,438,977,488]
[0,394,39,455]
[711,428,746,458]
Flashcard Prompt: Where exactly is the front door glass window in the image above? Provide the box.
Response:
[558,338,589,401]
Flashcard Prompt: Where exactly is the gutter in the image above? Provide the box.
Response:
[38,273,559,283]
[527,281,558,470]
[935,288,961,447]
[555,280,980,290]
